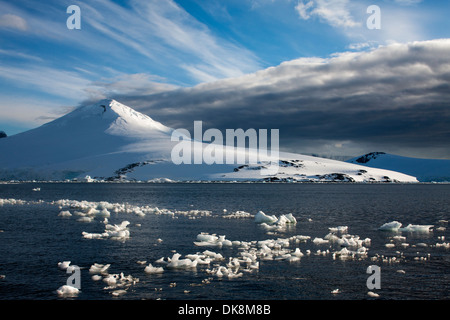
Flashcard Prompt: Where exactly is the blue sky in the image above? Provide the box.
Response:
[1,0,450,158]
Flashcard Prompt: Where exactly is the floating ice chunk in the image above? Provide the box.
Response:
[278,213,297,225]
[207,266,243,279]
[144,263,164,274]
[392,235,406,242]
[58,210,72,217]
[58,261,71,270]
[356,247,368,256]
[103,274,118,286]
[385,243,395,248]
[203,250,224,260]
[92,275,102,281]
[77,216,93,223]
[82,231,106,239]
[56,285,79,297]
[399,224,433,233]
[328,226,348,233]
[379,221,402,232]
[334,248,351,258]
[196,233,219,243]
[254,211,296,226]
[313,237,329,245]
[167,253,198,269]
[155,257,168,264]
[89,263,110,274]
[331,289,340,294]
[291,235,311,243]
[436,242,450,249]
[97,208,111,218]
[111,289,127,296]
[194,233,233,248]
[254,211,278,224]
[223,211,254,219]
[83,221,131,241]
[324,233,340,243]
[292,248,304,258]
[415,243,428,247]
[367,291,380,298]
[32,188,41,192]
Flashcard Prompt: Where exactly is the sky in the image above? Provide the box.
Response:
[1,0,449,159]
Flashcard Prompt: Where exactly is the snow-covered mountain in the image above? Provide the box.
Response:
[347,152,450,182]
[0,100,418,182]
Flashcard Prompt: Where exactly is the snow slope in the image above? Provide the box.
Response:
[0,100,417,182]
[347,152,450,182]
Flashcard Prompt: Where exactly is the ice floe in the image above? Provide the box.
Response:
[56,285,79,297]
[144,263,164,274]
[89,263,111,274]
[378,221,403,232]
[223,211,254,219]
[57,261,72,270]
[254,211,297,234]
[379,221,434,233]
[82,221,130,241]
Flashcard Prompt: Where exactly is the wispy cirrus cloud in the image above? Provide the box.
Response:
[0,13,28,31]
[295,0,361,28]
[78,0,261,83]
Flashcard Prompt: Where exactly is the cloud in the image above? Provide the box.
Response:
[393,0,422,5]
[111,39,450,159]
[0,64,91,100]
[0,0,261,86]
[295,0,361,28]
[85,73,179,102]
[78,0,261,83]
[0,13,28,31]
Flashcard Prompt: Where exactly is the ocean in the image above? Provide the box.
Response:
[0,182,449,301]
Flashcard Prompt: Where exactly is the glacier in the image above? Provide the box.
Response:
[348,152,450,182]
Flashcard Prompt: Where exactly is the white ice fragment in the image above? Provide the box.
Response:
[399,224,433,233]
[58,261,71,270]
[144,263,164,274]
[331,289,340,294]
[89,263,110,274]
[77,216,93,223]
[292,248,304,257]
[329,226,348,233]
[415,243,428,247]
[103,274,118,286]
[56,285,79,297]
[313,237,329,245]
[92,275,102,281]
[111,289,127,296]
[58,210,72,217]
[367,291,380,298]
[167,253,198,269]
[254,211,278,224]
[379,221,402,232]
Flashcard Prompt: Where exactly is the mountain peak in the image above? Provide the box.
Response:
[67,99,171,136]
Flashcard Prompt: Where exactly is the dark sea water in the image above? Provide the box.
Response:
[0,183,449,301]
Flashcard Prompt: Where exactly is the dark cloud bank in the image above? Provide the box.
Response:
[99,39,450,159]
